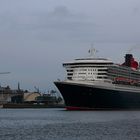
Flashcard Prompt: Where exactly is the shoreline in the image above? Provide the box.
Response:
[0,103,65,109]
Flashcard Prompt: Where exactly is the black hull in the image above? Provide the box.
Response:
[54,81,140,110]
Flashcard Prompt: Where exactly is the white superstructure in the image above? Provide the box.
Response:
[63,58,113,81]
[63,53,140,87]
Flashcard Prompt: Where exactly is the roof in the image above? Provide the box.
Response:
[63,57,113,65]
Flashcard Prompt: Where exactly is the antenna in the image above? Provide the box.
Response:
[34,86,40,93]
[88,44,98,57]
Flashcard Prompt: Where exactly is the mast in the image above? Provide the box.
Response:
[88,47,98,58]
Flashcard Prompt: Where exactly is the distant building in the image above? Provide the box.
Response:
[0,86,23,104]
[36,94,57,105]
[24,92,41,103]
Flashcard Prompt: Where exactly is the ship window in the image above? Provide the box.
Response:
[97,76,104,79]
[98,69,107,71]
[79,73,86,74]
[67,77,72,80]
[67,73,73,76]
[98,73,107,75]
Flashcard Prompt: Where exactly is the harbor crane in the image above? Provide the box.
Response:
[127,45,140,53]
[0,72,10,74]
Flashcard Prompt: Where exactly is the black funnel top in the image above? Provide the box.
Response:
[125,54,133,67]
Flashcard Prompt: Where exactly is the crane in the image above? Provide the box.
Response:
[0,72,10,74]
[127,45,140,54]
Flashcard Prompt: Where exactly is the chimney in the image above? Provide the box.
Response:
[125,54,133,67]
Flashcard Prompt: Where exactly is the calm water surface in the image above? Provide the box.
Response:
[0,108,140,140]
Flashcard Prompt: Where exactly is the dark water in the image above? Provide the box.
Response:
[0,109,140,140]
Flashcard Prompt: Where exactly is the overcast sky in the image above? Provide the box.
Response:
[0,0,140,91]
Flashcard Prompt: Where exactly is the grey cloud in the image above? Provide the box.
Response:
[1,0,140,90]
[31,5,140,43]
[50,6,72,17]
[34,6,96,42]
[1,1,140,44]
[0,6,96,43]
[1,3,140,46]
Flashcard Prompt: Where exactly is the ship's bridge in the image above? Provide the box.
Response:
[63,57,113,81]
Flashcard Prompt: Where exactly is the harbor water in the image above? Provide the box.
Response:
[0,109,140,140]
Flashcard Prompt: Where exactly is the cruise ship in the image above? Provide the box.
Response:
[54,49,140,110]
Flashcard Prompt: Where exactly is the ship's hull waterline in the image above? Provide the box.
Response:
[54,81,140,110]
